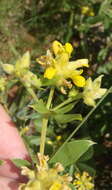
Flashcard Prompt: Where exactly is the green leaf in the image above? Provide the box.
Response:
[0,160,4,165]
[50,140,95,167]
[12,159,31,168]
[54,114,82,123]
[30,99,49,114]
[97,61,112,74]
[78,146,94,162]
[55,102,77,114]
[25,135,40,146]
[97,48,108,62]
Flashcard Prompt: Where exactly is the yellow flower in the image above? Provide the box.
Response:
[2,52,30,77]
[81,6,95,16]
[73,172,94,190]
[81,6,90,14]
[2,51,30,77]
[2,52,41,89]
[89,11,95,16]
[83,75,107,107]
[56,136,62,141]
[37,41,89,88]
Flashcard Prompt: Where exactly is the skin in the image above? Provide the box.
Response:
[0,105,30,189]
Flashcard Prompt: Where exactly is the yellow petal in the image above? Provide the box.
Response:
[85,78,93,89]
[70,69,83,77]
[21,166,35,179]
[93,75,103,89]
[84,97,96,107]
[65,43,73,55]
[44,67,56,79]
[72,75,86,87]
[93,89,107,99]
[86,182,94,189]
[74,173,80,179]
[52,41,63,55]
[50,182,62,190]
[81,6,90,14]
[69,59,89,70]
[15,51,30,70]
[89,11,95,16]
[2,64,14,74]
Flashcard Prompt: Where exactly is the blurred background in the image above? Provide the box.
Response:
[0,0,112,189]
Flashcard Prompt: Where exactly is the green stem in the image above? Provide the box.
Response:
[65,11,74,42]
[46,87,55,109]
[27,87,38,102]
[52,94,82,111]
[40,87,54,155]
[50,87,112,161]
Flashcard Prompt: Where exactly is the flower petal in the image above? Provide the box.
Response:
[15,51,30,70]
[52,41,63,55]
[50,182,62,190]
[2,64,14,74]
[93,88,107,99]
[72,75,86,87]
[69,59,89,70]
[64,43,73,55]
[93,75,103,89]
[85,78,93,90]
[44,67,56,79]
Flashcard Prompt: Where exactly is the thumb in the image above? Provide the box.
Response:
[0,105,30,180]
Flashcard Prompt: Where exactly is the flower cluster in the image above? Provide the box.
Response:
[1,41,107,107]
[19,153,72,190]
[73,172,94,190]
[19,153,95,190]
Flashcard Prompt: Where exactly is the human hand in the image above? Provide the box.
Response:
[0,105,30,190]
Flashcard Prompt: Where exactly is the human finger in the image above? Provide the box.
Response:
[0,105,30,180]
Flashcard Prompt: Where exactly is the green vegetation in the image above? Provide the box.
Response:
[0,0,112,189]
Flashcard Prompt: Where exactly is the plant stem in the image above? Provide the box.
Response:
[40,87,54,155]
[65,11,74,42]
[52,94,82,111]
[27,87,38,102]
